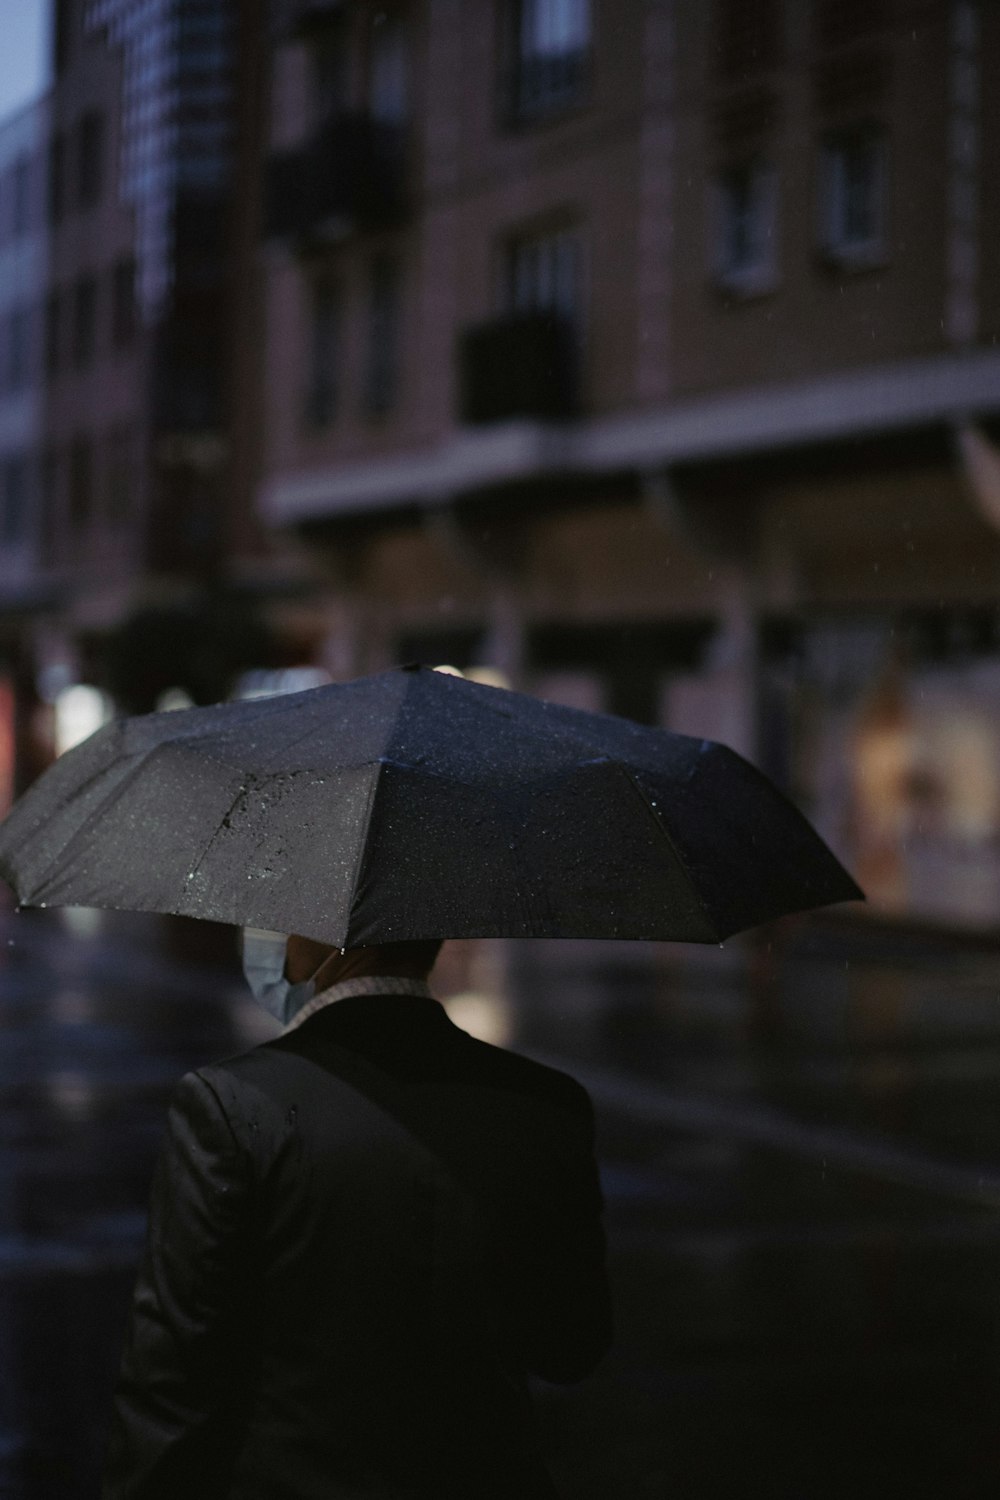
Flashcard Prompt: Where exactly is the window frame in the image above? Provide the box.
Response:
[817,123,890,270]
[48,132,67,228]
[104,424,136,527]
[364,254,402,419]
[71,275,98,369]
[367,12,410,129]
[502,0,593,127]
[111,258,138,350]
[78,110,105,212]
[711,156,780,297]
[45,290,62,378]
[303,275,343,430]
[10,154,31,238]
[0,451,29,547]
[5,304,32,393]
[502,220,584,327]
[68,435,94,532]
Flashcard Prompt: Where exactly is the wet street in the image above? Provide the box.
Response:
[2,905,1000,1498]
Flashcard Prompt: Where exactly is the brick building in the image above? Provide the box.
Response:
[257,0,1000,925]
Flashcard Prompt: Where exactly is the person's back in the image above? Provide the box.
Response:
[104,990,612,1499]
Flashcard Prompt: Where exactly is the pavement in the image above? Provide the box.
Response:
[1,904,999,1498]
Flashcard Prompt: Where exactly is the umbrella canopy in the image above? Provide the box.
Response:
[0,664,861,945]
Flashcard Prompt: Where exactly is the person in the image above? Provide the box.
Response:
[102,934,613,1499]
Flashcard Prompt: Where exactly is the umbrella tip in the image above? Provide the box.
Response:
[398,662,425,673]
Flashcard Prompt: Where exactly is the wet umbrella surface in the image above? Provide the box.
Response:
[0,664,860,945]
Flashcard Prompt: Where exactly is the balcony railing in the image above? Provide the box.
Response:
[458,312,579,424]
[266,113,406,245]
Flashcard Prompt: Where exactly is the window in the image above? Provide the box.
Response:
[72,277,98,367]
[45,291,62,377]
[10,155,30,237]
[112,258,137,348]
[104,426,135,525]
[48,132,67,226]
[506,225,581,320]
[78,111,105,210]
[819,125,888,266]
[310,23,349,127]
[508,0,591,121]
[6,305,31,392]
[68,437,93,530]
[304,278,341,428]
[713,159,778,294]
[39,446,61,559]
[368,14,409,127]
[0,453,28,545]
[365,257,401,416]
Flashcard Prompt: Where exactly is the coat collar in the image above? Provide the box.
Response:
[284,976,434,1033]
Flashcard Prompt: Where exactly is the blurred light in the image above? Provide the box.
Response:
[958,425,1000,532]
[465,666,512,690]
[59,907,104,939]
[0,678,14,819]
[156,687,195,712]
[46,1070,97,1121]
[924,707,999,841]
[432,664,512,690]
[443,990,513,1047]
[54,684,113,756]
[235,667,331,700]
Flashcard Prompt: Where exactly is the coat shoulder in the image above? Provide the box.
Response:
[452,1030,594,1119]
[196,1017,593,1122]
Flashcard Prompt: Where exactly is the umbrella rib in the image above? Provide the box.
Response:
[613,761,721,939]
[343,758,390,944]
[52,747,274,905]
[175,779,262,897]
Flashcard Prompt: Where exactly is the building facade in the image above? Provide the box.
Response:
[0,99,53,804]
[0,0,269,783]
[257,0,1000,927]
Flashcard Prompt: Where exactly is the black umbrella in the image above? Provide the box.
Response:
[0,664,861,945]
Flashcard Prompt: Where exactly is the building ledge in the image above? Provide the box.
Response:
[260,347,1000,527]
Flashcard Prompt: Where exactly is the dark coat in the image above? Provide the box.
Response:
[103,993,613,1499]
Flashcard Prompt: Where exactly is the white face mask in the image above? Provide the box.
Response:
[240,927,316,1025]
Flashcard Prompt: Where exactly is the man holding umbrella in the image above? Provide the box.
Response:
[100,930,613,1499]
[0,664,860,1498]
